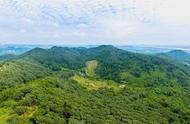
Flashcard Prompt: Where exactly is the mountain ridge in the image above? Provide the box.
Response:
[0,45,189,123]
[16,45,190,85]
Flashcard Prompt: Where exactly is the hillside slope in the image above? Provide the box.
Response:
[20,47,83,70]
[157,50,190,62]
[0,71,189,124]
[0,60,51,89]
[20,45,190,87]
[0,45,189,124]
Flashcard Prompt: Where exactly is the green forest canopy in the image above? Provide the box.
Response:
[0,45,189,124]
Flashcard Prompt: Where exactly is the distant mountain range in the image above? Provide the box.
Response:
[0,44,190,55]
[157,50,190,63]
[163,50,190,61]
[0,45,52,55]
[118,45,190,54]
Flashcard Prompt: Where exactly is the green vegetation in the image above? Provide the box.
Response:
[0,60,51,89]
[158,50,190,62]
[85,60,98,77]
[0,54,17,61]
[72,74,124,91]
[0,45,189,124]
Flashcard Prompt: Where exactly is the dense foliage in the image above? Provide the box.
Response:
[0,45,189,124]
[0,54,17,61]
[0,60,51,89]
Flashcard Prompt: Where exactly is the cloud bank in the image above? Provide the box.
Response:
[0,0,190,45]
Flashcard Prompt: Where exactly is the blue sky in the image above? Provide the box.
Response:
[0,0,190,45]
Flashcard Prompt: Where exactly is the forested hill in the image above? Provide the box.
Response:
[20,45,190,86]
[0,45,189,124]
[157,50,190,62]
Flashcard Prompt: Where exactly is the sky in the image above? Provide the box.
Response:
[0,0,190,45]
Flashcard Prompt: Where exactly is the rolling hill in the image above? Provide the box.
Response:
[0,45,189,124]
[158,50,190,62]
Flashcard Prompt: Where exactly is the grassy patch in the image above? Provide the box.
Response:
[85,60,98,77]
[21,106,37,118]
[72,75,125,91]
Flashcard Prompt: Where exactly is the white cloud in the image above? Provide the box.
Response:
[157,0,190,25]
[0,0,189,45]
